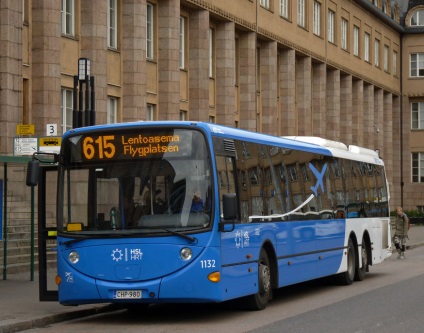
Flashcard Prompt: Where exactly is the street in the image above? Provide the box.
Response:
[22,246,424,333]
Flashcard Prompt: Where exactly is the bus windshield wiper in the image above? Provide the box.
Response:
[162,228,198,243]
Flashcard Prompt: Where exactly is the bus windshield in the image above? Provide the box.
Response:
[57,128,212,236]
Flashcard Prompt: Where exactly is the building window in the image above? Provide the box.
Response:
[260,0,269,9]
[374,39,380,67]
[61,88,73,134]
[298,0,305,28]
[353,26,359,56]
[327,10,335,43]
[313,1,321,36]
[107,97,118,124]
[412,102,424,129]
[411,53,424,77]
[108,0,118,49]
[61,0,74,36]
[147,104,155,121]
[411,10,424,26]
[180,111,186,120]
[384,45,389,72]
[209,116,215,123]
[280,0,289,19]
[209,28,214,78]
[393,51,398,76]
[146,3,154,59]
[179,17,185,69]
[341,18,348,50]
[364,32,370,62]
[412,152,424,183]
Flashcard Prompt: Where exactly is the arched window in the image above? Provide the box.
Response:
[411,10,424,26]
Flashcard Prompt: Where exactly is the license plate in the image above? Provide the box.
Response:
[113,290,142,299]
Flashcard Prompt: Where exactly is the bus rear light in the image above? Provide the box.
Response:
[180,247,193,261]
[208,271,220,283]
[55,275,62,285]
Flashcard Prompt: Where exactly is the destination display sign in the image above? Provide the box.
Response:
[74,130,193,162]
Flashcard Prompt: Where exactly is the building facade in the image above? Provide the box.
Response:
[0,0,423,210]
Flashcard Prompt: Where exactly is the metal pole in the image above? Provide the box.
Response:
[85,74,90,127]
[73,76,79,129]
[90,76,95,126]
[30,184,34,281]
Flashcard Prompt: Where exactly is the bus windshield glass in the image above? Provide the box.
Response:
[58,128,212,236]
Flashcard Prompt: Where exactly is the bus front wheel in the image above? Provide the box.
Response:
[245,248,271,310]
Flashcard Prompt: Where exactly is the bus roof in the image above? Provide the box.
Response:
[63,121,384,166]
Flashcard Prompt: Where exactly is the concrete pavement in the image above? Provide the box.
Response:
[1,225,424,333]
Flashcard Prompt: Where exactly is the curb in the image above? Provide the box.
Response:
[0,304,121,333]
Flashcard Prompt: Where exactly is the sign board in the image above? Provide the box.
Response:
[46,124,58,136]
[13,137,38,156]
[39,137,61,154]
[16,124,35,135]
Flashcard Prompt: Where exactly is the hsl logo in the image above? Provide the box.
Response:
[111,248,143,262]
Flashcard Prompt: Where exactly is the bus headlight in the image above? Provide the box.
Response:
[180,247,193,261]
[68,251,80,264]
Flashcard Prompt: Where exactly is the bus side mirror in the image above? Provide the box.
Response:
[220,193,237,232]
[26,160,40,186]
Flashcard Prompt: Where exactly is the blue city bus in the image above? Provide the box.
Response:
[27,121,392,310]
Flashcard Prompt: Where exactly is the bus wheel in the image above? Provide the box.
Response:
[355,238,368,281]
[246,248,271,310]
[337,238,355,285]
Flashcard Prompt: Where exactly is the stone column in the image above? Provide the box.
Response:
[340,74,352,144]
[239,32,256,132]
[31,0,61,135]
[279,49,296,136]
[296,56,312,136]
[260,41,278,136]
[158,0,180,120]
[326,69,340,140]
[374,88,384,151]
[189,9,209,122]
[80,1,108,125]
[216,21,235,126]
[363,84,374,149]
[352,79,364,146]
[383,92,393,196]
[391,95,401,207]
[122,0,146,121]
[312,63,326,138]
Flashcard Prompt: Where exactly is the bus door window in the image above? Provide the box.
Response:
[216,155,237,220]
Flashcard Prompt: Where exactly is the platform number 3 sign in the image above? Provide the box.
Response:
[46,124,57,137]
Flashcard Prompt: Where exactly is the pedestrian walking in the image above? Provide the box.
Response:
[393,206,409,259]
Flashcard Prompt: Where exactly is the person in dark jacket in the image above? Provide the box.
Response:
[393,206,409,259]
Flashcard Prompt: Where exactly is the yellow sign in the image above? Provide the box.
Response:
[16,124,35,135]
[39,137,61,146]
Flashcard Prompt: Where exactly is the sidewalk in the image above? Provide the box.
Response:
[1,225,423,333]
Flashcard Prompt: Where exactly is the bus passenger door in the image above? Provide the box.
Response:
[37,166,59,301]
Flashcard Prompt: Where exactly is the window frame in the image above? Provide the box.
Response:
[327,9,335,44]
[411,102,424,130]
[313,1,321,36]
[353,25,359,57]
[410,53,424,77]
[280,0,289,19]
[341,18,348,50]
[107,0,118,49]
[146,3,154,60]
[61,88,73,134]
[374,39,380,67]
[107,97,118,124]
[61,0,75,36]
[364,32,370,62]
[298,0,305,28]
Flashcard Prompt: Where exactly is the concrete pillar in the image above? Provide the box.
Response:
[296,56,312,135]
[260,41,278,136]
[80,1,108,125]
[279,49,296,136]
[312,63,326,138]
[239,32,256,132]
[326,69,340,140]
[31,0,61,135]
[189,9,209,121]
[158,0,180,120]
[352,79,364,146]
[122,0,147,121]
[363,84,374,149]
[216,21,235,126]
[383,92,393,198]
[374,88,384,151]
[340,74,352,144]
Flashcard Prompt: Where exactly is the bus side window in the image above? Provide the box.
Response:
[216,156,238,220]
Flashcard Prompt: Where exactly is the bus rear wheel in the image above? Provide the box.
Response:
[245,248,271,310]
[355,238,368,281]
[337,238,355,285]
